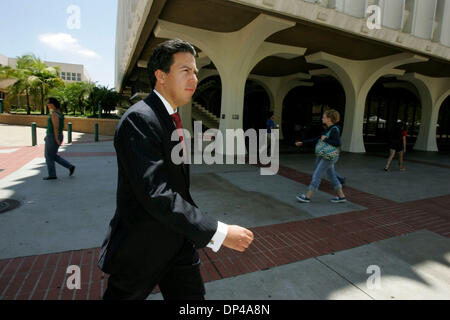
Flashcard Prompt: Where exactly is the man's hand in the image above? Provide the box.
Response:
[321,135,327,141]
[295,141,303,147]
[222,225,254,252]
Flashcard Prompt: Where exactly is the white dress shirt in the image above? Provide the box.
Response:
[153,90,228,252]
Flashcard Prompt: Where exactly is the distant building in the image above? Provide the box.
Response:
[0,54,90,84]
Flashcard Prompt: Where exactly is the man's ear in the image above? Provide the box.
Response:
[155,69,165,84]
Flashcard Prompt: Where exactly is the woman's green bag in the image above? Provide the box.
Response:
[315,127,340,161]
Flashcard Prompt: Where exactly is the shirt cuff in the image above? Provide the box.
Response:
[206,221,228,252]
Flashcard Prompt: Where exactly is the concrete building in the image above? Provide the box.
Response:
[115,0,450,154]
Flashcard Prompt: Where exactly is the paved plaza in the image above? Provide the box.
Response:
[0,124,449,300]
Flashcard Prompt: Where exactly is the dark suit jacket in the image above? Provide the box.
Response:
[98,92,218,277]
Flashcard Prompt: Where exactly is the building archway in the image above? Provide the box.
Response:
[281,75,345,144]
[363,78,421,150]
[193,75,222,118]
[243,79,271,132]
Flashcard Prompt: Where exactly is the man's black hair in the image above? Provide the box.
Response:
[147,39,197,89]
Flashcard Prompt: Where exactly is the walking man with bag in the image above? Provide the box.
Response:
[294,110,347,203]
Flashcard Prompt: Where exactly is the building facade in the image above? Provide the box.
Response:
[115,0,450,153]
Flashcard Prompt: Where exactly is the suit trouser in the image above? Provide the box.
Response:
[102,239,205,300]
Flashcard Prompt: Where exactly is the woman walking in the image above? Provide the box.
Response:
[43,97,75,180]
[294,109,346,203]
[384,121,407,172]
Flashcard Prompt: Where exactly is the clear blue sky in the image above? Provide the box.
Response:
[0,0,118,89]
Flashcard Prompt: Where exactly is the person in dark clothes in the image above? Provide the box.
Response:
[98,39,254,300]
[294,110,346,203]
[385,121,407,171]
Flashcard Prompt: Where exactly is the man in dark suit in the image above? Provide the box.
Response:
[98,39,254,300]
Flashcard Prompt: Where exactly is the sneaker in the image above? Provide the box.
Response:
[296,194,311,203]
[331,196,347,203]
[69,166,76,176]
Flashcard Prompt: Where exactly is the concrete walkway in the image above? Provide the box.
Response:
[0,124,449,300]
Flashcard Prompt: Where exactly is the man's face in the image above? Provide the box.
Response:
[159,52,198,108]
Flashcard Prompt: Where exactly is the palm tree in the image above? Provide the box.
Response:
[48,85,70,114]
[61,81,94,115]
[27,55,64,114]
[0,55,35,114]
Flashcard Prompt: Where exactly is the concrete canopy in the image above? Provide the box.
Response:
[120,0,450,93]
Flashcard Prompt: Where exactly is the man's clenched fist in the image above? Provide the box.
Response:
[222,225,254,252]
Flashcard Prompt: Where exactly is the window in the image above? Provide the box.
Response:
[72,73,76,81]
[61,72,66,80]
[77,73,81,81]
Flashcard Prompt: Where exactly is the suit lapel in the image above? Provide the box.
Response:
[144,92,176,137]
[144,92,189,186]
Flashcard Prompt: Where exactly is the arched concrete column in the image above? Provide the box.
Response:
[306,52,428,153]
[154,14,305,156]
[398,73,450,151]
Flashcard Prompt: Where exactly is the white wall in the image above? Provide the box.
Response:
[0,54,8,67]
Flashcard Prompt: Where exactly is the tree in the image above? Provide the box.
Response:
[27,55,64,114]
[47,85,69,114]
[88,85,126,116]
[0,55,35,114]
[77,81,95,115]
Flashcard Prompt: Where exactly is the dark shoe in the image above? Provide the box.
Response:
[331,196,347,203]
[69,166,76,176]
[384,167,389,172]
[296,194,311,203]
[43,177,57,180]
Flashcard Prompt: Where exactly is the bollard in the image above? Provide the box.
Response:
[94,123,99,142]
[98,102,102,119]
[31,122,37,146]
[68,122,72,144]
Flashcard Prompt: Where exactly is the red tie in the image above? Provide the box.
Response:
[170,112,187,162]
